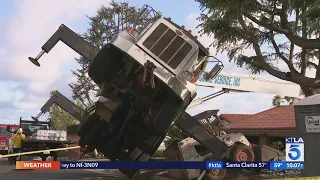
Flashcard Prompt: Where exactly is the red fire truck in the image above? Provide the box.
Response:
[0,124,19,155]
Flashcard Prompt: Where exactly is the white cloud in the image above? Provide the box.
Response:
[0,0,111,122]
[3,0,110,82]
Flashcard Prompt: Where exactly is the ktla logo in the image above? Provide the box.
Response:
[286,137,304,162]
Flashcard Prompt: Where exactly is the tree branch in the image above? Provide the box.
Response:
[237,12,289,80]
[243,12,320,49]
[256,0,281,15]
[300,0,308,75]
[238,11,320,88]
[267,32,299,73]
[279,0,290,29]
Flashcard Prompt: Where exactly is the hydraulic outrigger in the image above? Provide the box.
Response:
[32,90,95,123]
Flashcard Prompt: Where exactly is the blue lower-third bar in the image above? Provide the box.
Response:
[60,161,206,169]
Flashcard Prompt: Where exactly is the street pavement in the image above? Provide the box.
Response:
[0,158,173,180]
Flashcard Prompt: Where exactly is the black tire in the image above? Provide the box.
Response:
[205,169,227,180]
[229,144,255,162]
[84,120,109,152]
[88,44,124,85]
[78,113,101,138]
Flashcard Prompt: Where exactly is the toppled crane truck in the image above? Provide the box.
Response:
[28,5,230,179]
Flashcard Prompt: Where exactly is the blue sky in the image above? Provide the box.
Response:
[0,0,302,124]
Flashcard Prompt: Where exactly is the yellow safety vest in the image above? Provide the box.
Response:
[12,134,25,148]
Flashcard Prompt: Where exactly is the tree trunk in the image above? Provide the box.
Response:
[301,86,318,97]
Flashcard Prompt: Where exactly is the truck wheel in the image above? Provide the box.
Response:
[84,120,108,152]
[205,169,226,180]
[88,44,124,85]
[78,113,101,138]
[230,144,255,162]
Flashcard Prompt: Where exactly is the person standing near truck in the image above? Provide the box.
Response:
[11,128,25,164]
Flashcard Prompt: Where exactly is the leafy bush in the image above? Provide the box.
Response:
[270,141,284,150]
[168,125,187,139]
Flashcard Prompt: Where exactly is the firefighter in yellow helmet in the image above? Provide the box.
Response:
[11,128,25,164]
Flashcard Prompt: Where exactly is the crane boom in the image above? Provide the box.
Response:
[187,71,304,110]
[196,71,303,98]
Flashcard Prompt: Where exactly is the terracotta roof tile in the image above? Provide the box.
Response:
[220,114,253,123]
[228,105,295,130]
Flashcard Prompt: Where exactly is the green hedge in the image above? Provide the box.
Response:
[67,125,79,135]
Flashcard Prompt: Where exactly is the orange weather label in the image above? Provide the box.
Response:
[16,161,60,169]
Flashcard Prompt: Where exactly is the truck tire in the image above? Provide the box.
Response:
[78,113,101,138]
[230,144,255,162]
[205,169,227,180]
[84,120,109,152]
[88,44,124,85]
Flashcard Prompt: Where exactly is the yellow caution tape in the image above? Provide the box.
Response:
[0,146,80,158]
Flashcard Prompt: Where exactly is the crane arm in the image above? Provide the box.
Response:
[34,91,87,121]
[195,71,304,98]
[187,89,229,110]
[28,24,96,67]
[175,112,227,159]
[187,72,304,110]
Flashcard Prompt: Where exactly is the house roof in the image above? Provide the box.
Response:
[294,94,320,106]
[219,114,252,124]
[228,105,295,130]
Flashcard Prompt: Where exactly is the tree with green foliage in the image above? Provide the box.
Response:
[196,0,320,96]
[282,95,298,104]
[270,141,284,150]
[48,91,86,130]
[68,1,144,106]
[272,95,299,106]
[167,125,188,139]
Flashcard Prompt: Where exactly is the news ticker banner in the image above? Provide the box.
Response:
[15,161,304,170]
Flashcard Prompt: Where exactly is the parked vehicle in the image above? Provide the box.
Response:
[0,124,19,155]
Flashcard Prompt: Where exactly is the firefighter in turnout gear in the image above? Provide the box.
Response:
[11,128,25,164]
